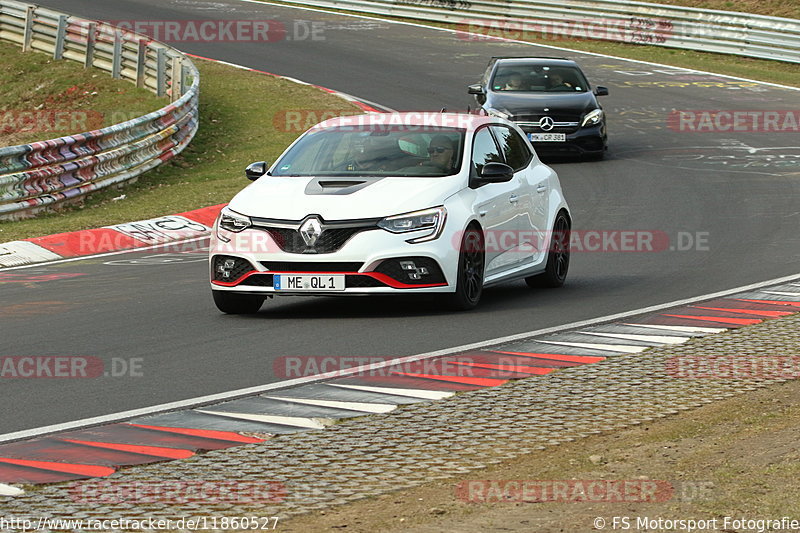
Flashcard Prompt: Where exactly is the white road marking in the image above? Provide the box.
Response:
[623,323,726,334]
[244,0,800,91]
[762,291,800,297]
[265,396,396,414]
[0,483,24,497]
[578,331,689,344]
[537,340,648,354]
[3,270,800,444]
[327,383,454,400]
[195,410,331,429]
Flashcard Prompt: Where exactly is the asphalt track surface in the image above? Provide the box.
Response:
[2,0,799,434]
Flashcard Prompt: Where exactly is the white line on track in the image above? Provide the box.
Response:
[243,0,800,92]
[2,0,798,445]
[2,271,799,444]
[0,237,209,272]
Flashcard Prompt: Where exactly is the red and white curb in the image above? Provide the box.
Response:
[0,205,222,269]
[0,276,797,487]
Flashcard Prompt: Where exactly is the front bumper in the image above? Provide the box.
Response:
[518,123,607,156]
[209,224,459,295]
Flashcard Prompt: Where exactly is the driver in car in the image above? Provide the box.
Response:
[426,135,455,172]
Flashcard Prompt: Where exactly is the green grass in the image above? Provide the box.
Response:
[634,0,799,19]
[0,40,166,147]
[0,57,362,242]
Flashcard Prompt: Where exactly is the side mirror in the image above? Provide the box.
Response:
[245,161,268,181]
[594,86,609,96]
[467,84,485,95]
[476,162,514,184]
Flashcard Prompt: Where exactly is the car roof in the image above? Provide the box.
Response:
[315,112,495,131]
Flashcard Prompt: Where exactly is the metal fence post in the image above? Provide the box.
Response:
[112,30,122,79]
[156,47,166,97]
[84,22,96,68]
[53,15,68,60]
[22,5,34,52]
[136,40,147,88]
[171,56,183,102]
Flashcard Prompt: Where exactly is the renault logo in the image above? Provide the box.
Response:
[539,116,555,131]
[299,217,323,247]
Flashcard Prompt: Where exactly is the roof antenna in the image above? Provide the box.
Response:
[440,107,447,113]
[466,105,471,114]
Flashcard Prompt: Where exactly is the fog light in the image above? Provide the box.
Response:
[217,259,237,279]
[400,261,416,271]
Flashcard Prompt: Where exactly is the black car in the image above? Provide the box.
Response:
[468,57,609,159]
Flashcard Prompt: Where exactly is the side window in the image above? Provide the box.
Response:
[490,126,533,171]
[471,127,503,176]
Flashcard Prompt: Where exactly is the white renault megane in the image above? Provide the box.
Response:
[210,112,571,313]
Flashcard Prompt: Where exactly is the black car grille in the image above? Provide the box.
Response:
[252,217,380,254]
[260,262,363,272]
[374,257,446,285]
[212,255,255,282]
[240,274,275,287]
[345,275,383,288]
[514,114,581,134]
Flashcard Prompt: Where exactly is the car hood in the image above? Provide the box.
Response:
[229,175,460,220]
[487,91,598,116]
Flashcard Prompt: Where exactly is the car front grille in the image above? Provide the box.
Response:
[514,115,581,134]
[260,261,363,272]
[251,217,380,254]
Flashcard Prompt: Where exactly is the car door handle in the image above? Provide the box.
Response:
[509,195,519,204]
[479,210,487,217]
[536,185,547,193]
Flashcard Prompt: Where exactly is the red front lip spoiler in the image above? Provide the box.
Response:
[212,271,447,289]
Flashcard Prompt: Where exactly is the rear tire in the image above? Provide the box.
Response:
[212,291,264,314]
[526,211,570,288]
[441,226,485,311]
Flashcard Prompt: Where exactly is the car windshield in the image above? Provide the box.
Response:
[491,64,590,93]
[271,125,465,177]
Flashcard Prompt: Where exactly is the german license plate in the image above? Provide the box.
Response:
[274,274,345,291]
[529,133,566,142]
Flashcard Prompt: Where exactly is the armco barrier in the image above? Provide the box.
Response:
[0,0,199,220]
[285,0,800,63]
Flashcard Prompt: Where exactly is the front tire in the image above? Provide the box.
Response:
[441,226,485,311]
[526,211,570,288]
[212,291,264,314]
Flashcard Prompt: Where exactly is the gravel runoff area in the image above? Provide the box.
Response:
[2,312,799,530]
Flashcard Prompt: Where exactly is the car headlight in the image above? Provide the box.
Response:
[581,109,604,127]
[377,207,447,243]
[216,207,252,242]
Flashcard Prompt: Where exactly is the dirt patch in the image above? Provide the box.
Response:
[279,379,800,532]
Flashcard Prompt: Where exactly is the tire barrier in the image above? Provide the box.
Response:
[0,0,199,220]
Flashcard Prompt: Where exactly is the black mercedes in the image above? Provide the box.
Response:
[468,57,609,159]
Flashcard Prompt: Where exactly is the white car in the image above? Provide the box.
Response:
[210,112,571,313]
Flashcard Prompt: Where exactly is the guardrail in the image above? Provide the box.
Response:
[0,0,199,220]
[285,0,800,63]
